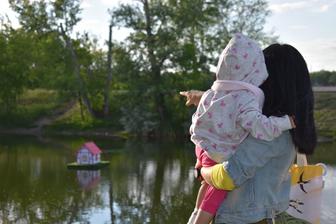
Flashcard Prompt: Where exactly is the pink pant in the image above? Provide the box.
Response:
[195,146,227,215]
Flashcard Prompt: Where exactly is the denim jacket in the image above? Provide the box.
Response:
[215,131,296,224]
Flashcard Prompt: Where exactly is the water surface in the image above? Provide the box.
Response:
[0,135,335,223]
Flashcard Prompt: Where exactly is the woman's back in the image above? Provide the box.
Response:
[215,131,296,223]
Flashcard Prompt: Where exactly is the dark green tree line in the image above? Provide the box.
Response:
[310,70,336,86]
[6,0,112,118]
[110,0,274,136]
[1,0,274,136]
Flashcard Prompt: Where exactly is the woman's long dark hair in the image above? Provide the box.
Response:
[260,44,316,155]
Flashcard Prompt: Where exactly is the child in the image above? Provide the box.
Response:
[187,34,295,224]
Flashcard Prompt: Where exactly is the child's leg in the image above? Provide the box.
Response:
[194,210,213,224]
[194,182,227,224]
[187,181,208,224]
[193,147,227,224]
[195,181,208,209]
[200,185,227,214]
[187,147,206,224]
[186,209,198,224]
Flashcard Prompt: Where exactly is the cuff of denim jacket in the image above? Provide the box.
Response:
[211,164,235,190]
[278,115,293,131]
[223,156,254,187]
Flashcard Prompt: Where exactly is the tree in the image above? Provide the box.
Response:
[2,0,275,135]
[8,0,111,118]
[110,0,274,135]
[0,18,35,112]
[310,70,336,86]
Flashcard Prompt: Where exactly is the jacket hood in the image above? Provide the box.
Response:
[215,33,268,87]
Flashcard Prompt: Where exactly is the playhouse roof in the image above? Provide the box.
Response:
[80,142,102,155]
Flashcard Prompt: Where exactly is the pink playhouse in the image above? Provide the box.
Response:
[76,142,102,165]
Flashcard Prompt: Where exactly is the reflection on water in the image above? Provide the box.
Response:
[321,164,336,224]
[0,135,335,223]
[77,170,101,191]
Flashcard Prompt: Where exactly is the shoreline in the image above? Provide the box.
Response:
[0,127,129,139]
[0,127,334,143]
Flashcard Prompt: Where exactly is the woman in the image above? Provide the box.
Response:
[181,43,316,223]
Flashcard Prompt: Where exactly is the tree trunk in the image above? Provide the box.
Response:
[142,0,168,134]
[104,24,113,117]
[59,24,95,117]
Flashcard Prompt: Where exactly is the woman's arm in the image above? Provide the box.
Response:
[201,134,288,189]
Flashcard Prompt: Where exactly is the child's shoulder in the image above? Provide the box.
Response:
[231,89,256,99]
[232,89,260,107]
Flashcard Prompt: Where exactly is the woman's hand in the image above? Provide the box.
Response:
[179,90,204,106]
[290,116,296,128]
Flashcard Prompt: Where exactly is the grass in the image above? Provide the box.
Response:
[308,141,336,165]
[1,89,336,140]
[46,99,123,134]
[314,92,336,139]
[50,103,97,130]
[0,89,62,128]
[51,91,336,139]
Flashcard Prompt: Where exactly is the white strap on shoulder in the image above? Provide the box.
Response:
[296,153,308,166]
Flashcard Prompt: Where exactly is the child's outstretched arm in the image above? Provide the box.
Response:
[179,90,204,106]
[236,96,294,141]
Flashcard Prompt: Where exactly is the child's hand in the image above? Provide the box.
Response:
[290,116,296,128]
[195,159,202,169]
[179,90,204,106]
[194,159,203,181]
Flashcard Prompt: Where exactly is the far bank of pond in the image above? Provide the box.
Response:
[1,90,336,141]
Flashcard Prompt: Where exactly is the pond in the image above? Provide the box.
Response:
[0,135,335,223]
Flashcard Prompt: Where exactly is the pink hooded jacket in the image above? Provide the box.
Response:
[190,34,292,163]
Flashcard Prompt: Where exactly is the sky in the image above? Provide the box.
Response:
[1,0,335,72]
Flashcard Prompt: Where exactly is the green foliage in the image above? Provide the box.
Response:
[314,92,336,138]
[110,0,273,135]
[49,100,122,132]
[9,0,81,33]
[6,0,109,117]
[308,141,336,164]
[50,102,95,130]
[8,0,51,33]
[52,0,82,33]
[0,89,61,128]
[0,25,35,111]
[311,70,336,86]
[120,103,159,135]
[1,0,281,137]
